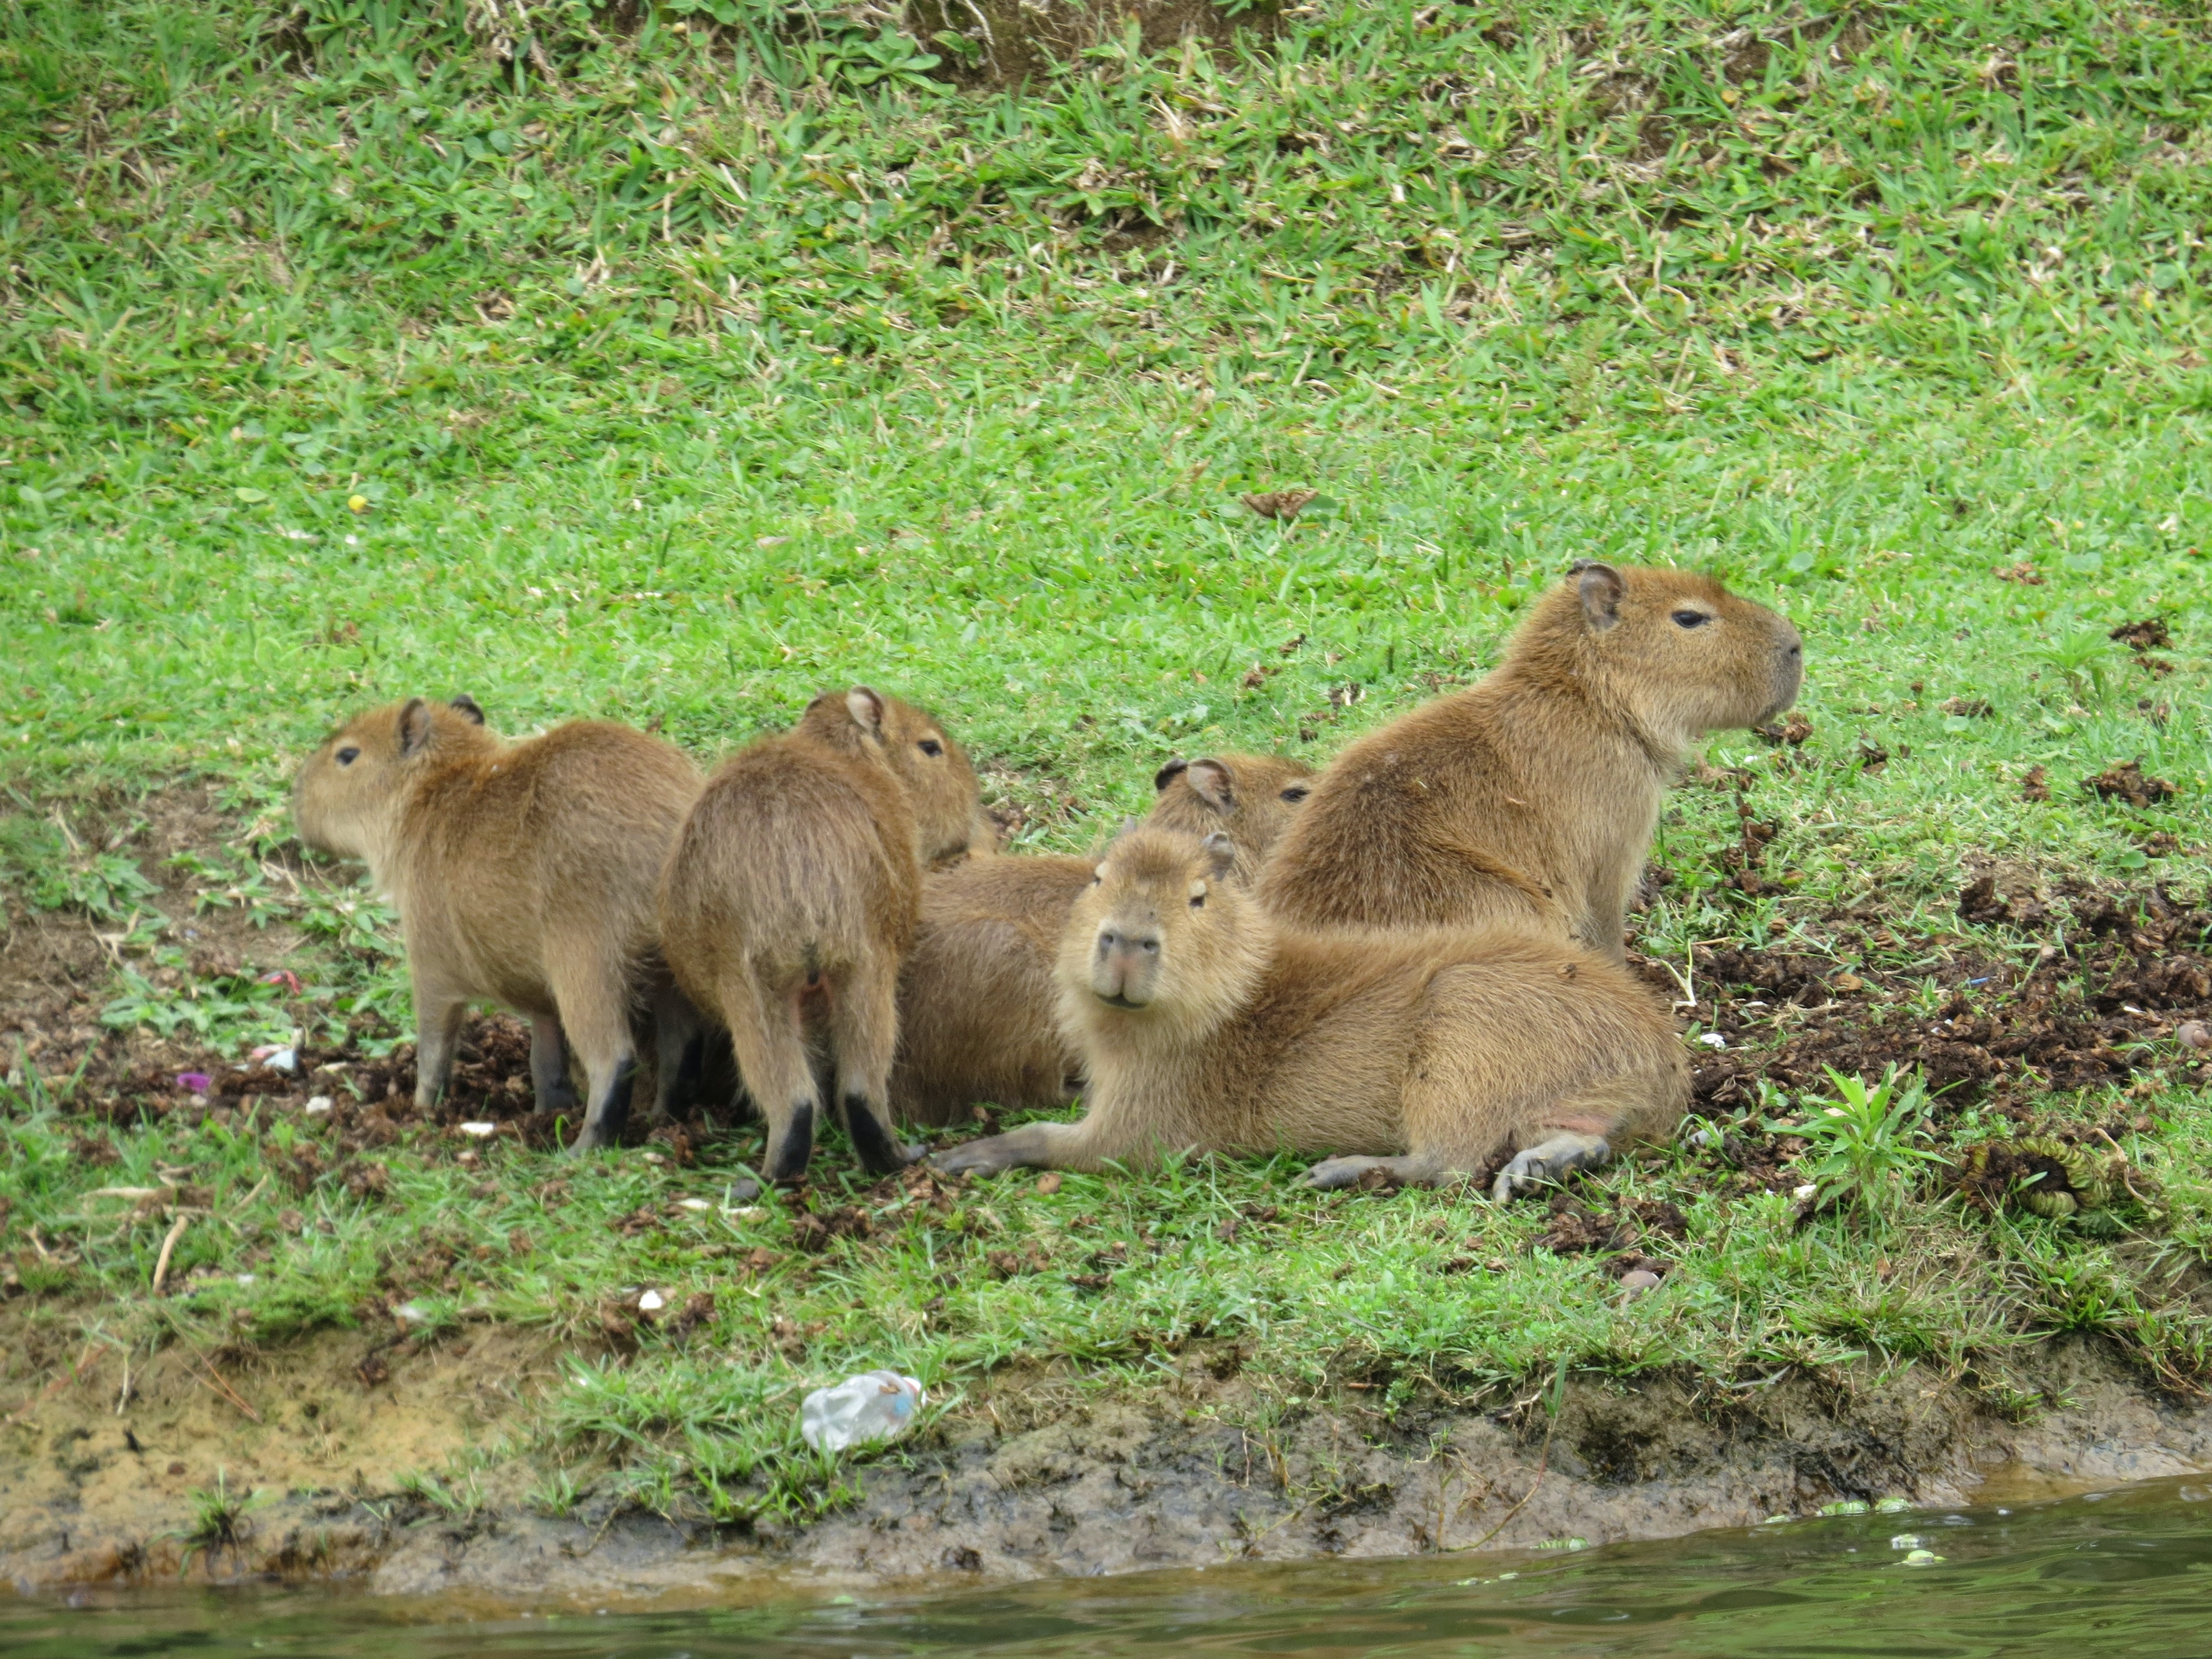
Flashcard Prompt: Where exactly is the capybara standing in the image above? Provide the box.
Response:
[935,826,1688,1198]
[890,753,1313,1127]
[1261,561,1802,958]
[291,697,705,1152]
[659,687,978,1183]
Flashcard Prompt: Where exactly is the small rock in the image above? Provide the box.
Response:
[304,1095,333,1115]
[1619,1268,1662,1297]
[2178,1021,2210,1052]
[1035,1172,1063,1196]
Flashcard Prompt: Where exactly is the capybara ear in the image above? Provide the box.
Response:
[449,694,486,725]
[1201,832,1238,880]
[1153,757,1191,792]
[1183,759,1235,814]
[398,697,433,756]
[845,686,887,736]
[1572,560,1625,632]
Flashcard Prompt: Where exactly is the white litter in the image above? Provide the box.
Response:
[801,1370,926,1453]
[305,1096,333,1115]
[1793,1183,1819,1202]
[252,1045,298,1073]
[1889,1533,1924,1550]
[394,1301,431,1327]
[459,1121,497,1137]
[1698,1032,1728,1048]
[677,1198,712,1212]
[638,1289,666,1312]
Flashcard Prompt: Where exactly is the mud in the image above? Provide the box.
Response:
[4,1321,2209,1603]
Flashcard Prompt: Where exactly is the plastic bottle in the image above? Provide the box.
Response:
[801,1370,926,1453]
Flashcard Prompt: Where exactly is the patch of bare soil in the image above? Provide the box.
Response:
[1645,875,2210,1151]
[13,1324,2202,1601]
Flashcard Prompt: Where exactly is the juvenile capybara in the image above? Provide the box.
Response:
[291,697,705,1151]
[890,753,1313,1127]
[934,826,1688,1198]
[1261,561,1802,958]
[658,687,978,1183]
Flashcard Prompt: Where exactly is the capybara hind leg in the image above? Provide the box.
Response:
[1303,1151,1458,1191]
[413,991,469,1110]
[720,977,820,1183]
[551,959,640,1155]
[649,982,705,1124]
[1489,1131,1612,1203]
[826,959,915,1175]
[530,1016,582,1118]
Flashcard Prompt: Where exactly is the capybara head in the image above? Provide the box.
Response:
[1519,562,1803,743]
[292,696,498,862]
[804,686,980,864]
[1149,753,1314,874]
[1058,826,1264,1043]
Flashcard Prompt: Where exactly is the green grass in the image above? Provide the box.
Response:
[2,0,2211,1529]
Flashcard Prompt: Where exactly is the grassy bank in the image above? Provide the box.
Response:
[2,0,2210,1533]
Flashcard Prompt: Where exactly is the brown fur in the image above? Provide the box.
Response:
[658,687,979,1182]
[1260,562,1802,958]
[935,826,1689,1196]
[291,697,704,1150]
[890,753,1314,1127]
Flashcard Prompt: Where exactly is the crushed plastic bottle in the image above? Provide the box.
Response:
[801,1370,926,1453]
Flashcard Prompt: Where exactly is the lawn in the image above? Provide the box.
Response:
[1,0,2209,1529]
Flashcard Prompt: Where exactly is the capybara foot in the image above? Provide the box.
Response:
[845,1096,917,1175]
[766,1101,816,1183]
[932,1133,1032,1177]
[1490,1131,1611,1203]
[1305,1154,1407,1190]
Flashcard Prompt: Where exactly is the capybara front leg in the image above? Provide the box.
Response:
[932,1119,1134,1177]
[1303,1151,1453,1191]
[530,1015,582,1118]
[1489,1131,1613,1203]
[413,992,469,1111]
[649,982,705,1124]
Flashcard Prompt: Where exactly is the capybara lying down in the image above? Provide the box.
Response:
[934,826,1688,1199]
[292,696,704,1152]
[891,752,1313,1127]
[1261,561,1803,959]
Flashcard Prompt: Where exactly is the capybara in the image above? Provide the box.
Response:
[292,696,705,1151]
[1260,561,1803,958]
[658,687,978,1183]
[890,753,1314,1127]
[935,826,1688,1198]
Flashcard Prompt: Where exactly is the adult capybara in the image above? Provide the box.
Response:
[1260,561,1802,958]
[890,753,1313,1127]
[935,826,1688,1198]
[658,687,978,1183]
[292,696,705,1151]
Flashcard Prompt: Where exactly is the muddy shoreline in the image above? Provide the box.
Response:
[4,1323,2208,1603]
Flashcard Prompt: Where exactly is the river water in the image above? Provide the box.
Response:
[4,1477,2209,1658]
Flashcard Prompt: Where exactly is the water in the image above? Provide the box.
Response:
[5,1478,2210,1658]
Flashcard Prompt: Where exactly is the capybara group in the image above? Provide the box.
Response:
[1261,561,1801,959]
[296,561,1802,1214]
[291,696,703,1151]
[934,825,1690,1196]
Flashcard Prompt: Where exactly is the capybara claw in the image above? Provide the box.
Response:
[1490,1131,1611,1203]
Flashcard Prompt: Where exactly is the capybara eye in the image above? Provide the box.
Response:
[1280,785,1310,802]
[1670,609,1710,629]
[336,746,360,765]
[1190,893,1205,909]
[918,739,944,758]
